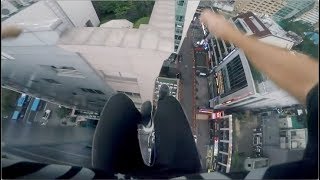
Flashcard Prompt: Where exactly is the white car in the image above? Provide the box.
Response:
[193,135,198,144]
[42,109,51,120]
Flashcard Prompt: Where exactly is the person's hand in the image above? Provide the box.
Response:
[200,9,241,42]
[1,25,22,39]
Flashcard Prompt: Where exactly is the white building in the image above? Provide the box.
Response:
[210,12,299,110]
[295,1,319,25]
[2,0,200,111]
[232,12,295,49]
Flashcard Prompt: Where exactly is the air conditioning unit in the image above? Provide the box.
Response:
[1,1,18,19]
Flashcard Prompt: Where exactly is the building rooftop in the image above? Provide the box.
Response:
[233,12,294,42]
[99,19,133,28]
[58,0,175,53]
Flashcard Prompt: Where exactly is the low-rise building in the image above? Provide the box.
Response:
[280,128,308,149]
[279,116,305,129]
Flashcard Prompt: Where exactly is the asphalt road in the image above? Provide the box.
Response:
[178,24,213,170]
[178,28,195,126]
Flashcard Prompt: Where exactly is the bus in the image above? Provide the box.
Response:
[30,98,41,111]
[11,111,20,121]
[16,94,27,107]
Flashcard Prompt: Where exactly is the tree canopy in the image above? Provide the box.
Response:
[92,1,154,24]
[279,19,318,59]
[1,88,20,117]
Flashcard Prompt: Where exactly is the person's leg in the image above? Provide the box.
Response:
[153,95,201,177]
[92,93,147,175]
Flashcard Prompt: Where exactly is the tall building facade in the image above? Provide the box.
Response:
[175,0,200,52]
[295,0,319,25]
[209,12,299,110]
[272,0,316,22]
[2,0,200,111]
[234,0,286,16]
[1,0,113,112]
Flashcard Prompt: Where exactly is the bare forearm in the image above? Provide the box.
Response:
[232,33,319,104]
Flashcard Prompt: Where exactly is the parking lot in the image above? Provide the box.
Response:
[10,94,63,127]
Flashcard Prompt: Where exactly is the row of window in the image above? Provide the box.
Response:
[175,35,182,40]
[176,15,184,22]
[81,88,104,95]
[117,91,141,98]
[41,78,105,95]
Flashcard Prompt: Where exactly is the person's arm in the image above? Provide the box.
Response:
[200,10,319,104]
[1,25,22,39]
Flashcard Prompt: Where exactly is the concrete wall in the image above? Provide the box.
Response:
[59,45,170,102]
[57,0,100,27]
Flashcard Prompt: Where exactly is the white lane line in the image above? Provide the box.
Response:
[39,146,91,159]
[10,147,78,166]
[43,102,48,111]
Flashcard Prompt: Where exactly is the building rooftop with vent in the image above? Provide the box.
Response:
[231,11,296,49]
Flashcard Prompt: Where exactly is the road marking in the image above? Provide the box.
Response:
[39,146,91,159]
[44,102,48,111]
[24,97,35,123]
[9,147,78,166]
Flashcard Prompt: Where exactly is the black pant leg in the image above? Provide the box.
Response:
[153,96,201,176]
[92,93,146,174]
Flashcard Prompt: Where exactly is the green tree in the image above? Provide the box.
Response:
[91,1,154,25]
[1,88,20,117]
[279,19,318,59]
[56,106,72,119]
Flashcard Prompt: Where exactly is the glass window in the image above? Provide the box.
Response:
[177,0,184,6]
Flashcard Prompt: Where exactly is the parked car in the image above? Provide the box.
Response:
[193,135,198,144]
[42,109,51,120]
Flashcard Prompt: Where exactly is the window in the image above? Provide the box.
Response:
[249,16,265,31]
[234,19,247,33]
[81,88,105,95]
[220,55,248,97]
[41,65,85,78]
[117,91,140,98]
[176,15,184,22]
[101,71,138,82]
[177,0,184,6]
[85,20,93,27]
[1,52,14,60]
[42,78,62,85]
